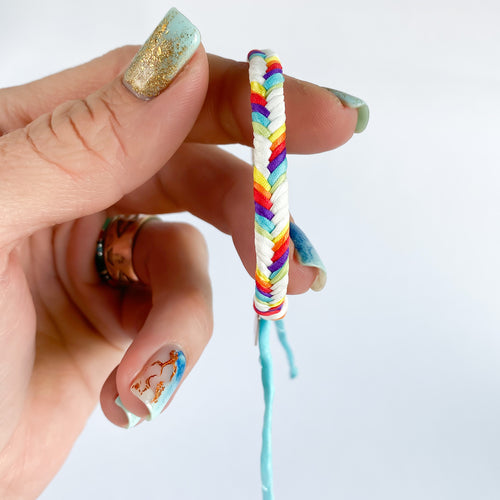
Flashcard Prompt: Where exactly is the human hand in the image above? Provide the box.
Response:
[0,8,365,498]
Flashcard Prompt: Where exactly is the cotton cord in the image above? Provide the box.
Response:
[249,49,290,321]
[249,49,296,500]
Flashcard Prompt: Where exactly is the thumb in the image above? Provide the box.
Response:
[0,8,207,247]
[0,45,140,133]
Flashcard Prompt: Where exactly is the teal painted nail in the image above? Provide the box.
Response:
[130,347,186,421]
[289,221,327,291]
[123,8,201,99]
[326,88,369,133]
[115,396,142,429]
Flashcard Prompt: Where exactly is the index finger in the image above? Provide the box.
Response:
[188,54,368,153]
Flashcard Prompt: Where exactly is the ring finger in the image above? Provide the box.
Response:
[95,218,213,427]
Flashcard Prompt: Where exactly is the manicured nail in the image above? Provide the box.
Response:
[123,8,201,100]
[325,88,369,133]
[115,396,142,429]
[289,221,327,291]
[130,347,186,421]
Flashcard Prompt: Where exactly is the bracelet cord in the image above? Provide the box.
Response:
[249,49,290,321]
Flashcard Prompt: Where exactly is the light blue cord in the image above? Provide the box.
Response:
[258,318,274,500]
[258,317,297,500]
[276,319,298,379]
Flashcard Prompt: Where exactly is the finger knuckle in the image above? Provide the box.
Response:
[20,97,122,180]
[63,95,128,168]
[166,222,208,260]
[23,93,129,197]
[174,222,207,249]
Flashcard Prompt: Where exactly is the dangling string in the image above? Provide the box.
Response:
[258,318,274,500]
[258,317,298,500]
[276,319,298,379]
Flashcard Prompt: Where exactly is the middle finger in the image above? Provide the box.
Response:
[188,54,358,153]
[113,143,323,294]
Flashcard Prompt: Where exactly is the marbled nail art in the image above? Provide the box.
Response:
[130,347,186,420]
[123,8,200,99]
[290,221,327,291]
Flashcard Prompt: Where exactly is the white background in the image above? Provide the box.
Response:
[2,0,500,498]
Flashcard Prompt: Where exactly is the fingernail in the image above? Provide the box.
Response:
[130,347,186,421]
[115,396,142,429]
[289,221,327,291]
[123,8,201,100]
[325,88,369,133]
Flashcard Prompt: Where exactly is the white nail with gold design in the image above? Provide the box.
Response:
[130,347,186,420]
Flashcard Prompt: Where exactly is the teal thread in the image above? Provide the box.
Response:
[276,319,298,379]
[258,318,298,500]
[259,319,275,500]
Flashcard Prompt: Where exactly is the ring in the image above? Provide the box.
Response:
[95,214,156,286]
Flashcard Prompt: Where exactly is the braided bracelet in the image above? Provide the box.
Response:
[249,49,298,500]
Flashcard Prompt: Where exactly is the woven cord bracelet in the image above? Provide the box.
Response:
[249,49,298,500]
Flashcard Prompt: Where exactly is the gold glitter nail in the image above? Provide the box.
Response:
[123,8,201,100]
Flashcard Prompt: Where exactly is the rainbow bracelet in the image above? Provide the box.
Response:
[250,49,289,321]
[249,49,297,500]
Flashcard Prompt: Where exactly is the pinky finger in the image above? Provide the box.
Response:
[100,220,213,427]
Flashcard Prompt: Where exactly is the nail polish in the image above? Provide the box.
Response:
[325,88,369,133]
[123,8,201,100]
[289,221,327,291]
[115,396,142,429]
[130,347,186,421]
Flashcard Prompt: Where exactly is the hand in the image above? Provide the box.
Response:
[0,12,361,499]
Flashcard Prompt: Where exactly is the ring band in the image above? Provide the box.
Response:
[95,215,156,286]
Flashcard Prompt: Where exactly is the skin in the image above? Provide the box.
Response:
[0,45,357,498]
